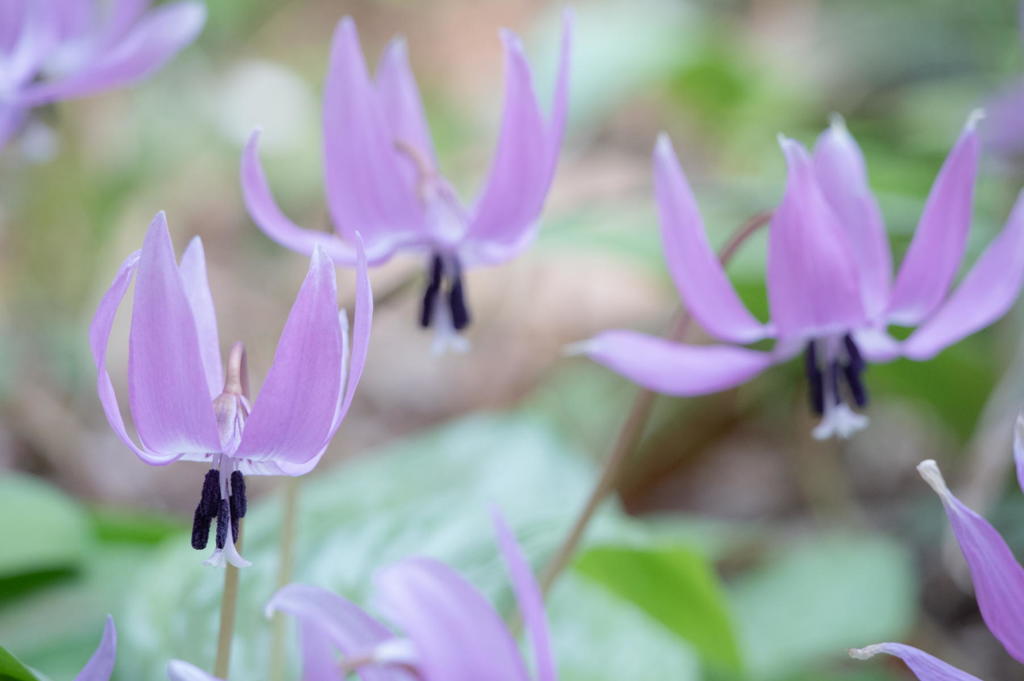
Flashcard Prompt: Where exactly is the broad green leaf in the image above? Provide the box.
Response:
[0,645,47,681]
[731,533,916,680]
[576,544,743,673]
[0,475,88,580]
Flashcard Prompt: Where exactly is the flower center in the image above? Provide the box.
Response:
[804,334,868,439]
[419,252,471,353]
[189,342,252,568]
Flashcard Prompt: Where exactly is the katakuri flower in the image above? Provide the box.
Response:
[579,113,1024,439]
[21,615,117,681]
[850,417,1024,678]
[0,0,205,151]
[90,212,372,567]
[264,510,556,681]
[241,12,572,352]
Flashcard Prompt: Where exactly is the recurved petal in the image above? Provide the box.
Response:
[491,510,555,681]
[166,660,222,681]
[91,250,180,465]
[812,115,892,318]
[578,330,776,396]
[256,234,374,478]
[178,237,222,398]
[233,247,343,468]
[1014,412,1024,505]
[266,583,402,681]
[74,616,116,681]
[654,134,768,344]
[374,557,529,681]
[467,21,562,252]
[767,137,865,340]
[849,643,983,681]
[19,2,205,106]
[375,37,436,172]
[887,113,982,325]
[918,459,1024,663]
[903,189,1024,360]
[128,213,221,456]
[241,130,374,265]
[322,17,424,248]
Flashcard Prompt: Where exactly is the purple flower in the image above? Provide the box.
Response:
[264,510,556,681]
[983,2,1024,156]
[73,616,117,681]
[241,12,572,351]
[90,212,372,567]
[849,420,1024,678]
[0,0,205,150]
[579,113,1024,439]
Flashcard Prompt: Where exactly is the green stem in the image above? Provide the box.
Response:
[539,211,772,595]
[268,477,301,681]
[213,527,243,679]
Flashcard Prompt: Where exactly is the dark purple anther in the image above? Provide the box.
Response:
[449,270,470,331]
[842,334,865,372]
[419,254,444,328]
[190,506,213,550]
[198,469,220,516]
[804,342,824,415]
[230,470,247,519]
[215,499,229,550]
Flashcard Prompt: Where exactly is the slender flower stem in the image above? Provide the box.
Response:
[213,526,243,679]
[539,210,772,594]
[268,477,301,681]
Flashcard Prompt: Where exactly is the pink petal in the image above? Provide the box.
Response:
[166,660,222,681]
[375,37,436,186]
[887,113,982,325]
[812,115,892,319]
[903,189,1024,359]
[128,212,221,457]
[241,130,374,265]
[178,237,223,398]
[322,18,425,251]
[849,643,983,681]
[491,510,556,681]
[577,330,776,396]
[851,326,902,363]
[258,234,374,477]
[74,616,116,681]
[1015,413,1024,497]
[767,137,865,340]
[918,460,1024,663]
[653,134,768,344]
[374,557,529,681]
[90,249,181,465]
[266,583,403,681]
[20,2,205,106]
[233,247,344,469]
[465,13,572,261]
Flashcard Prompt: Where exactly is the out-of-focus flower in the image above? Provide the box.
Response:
[849,418,1024,678]
[73,616,117,681]
[580,113,1024,439]
[983,1,1024,156]
[165,660,221,681]
[0,0,205,149]
[90,212,372,567]
[242,12,572,352]
[266,510,556,681]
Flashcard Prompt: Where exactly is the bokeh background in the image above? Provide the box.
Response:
[3,0,1024,679]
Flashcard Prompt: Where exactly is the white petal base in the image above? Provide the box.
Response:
[813,404,868,440]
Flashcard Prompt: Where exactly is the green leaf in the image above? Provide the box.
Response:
[0,475,88,580]
[576,544,743,673]
[0,645,47,681]
[730,533,916,680]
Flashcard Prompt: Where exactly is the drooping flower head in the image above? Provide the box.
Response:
[849,416,1024,679]
[580,113,1024,438]
[264,509,556,681]
[0,1,205,151]
[242,12,572,351]
[90,212,372,567]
